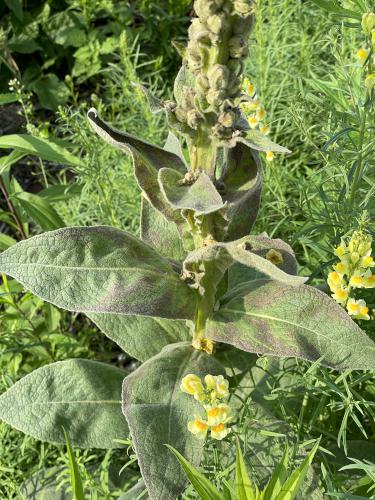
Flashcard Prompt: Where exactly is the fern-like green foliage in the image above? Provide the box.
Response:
[0,1,374,499]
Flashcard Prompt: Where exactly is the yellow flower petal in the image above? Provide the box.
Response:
[332,287,349,304]
[181,374,204,397]
[266,151,274,162]
[260,124,270,135]
[188,417,209,439]
[356,48,369,62]
[211,423,230,440]
[206,404,232,426]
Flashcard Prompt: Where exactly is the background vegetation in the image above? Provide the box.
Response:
[0,0,374,498]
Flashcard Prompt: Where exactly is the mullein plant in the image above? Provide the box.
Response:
[1,1,375,499]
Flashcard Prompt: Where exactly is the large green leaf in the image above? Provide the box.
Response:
[88,313,190,362]
[0,359,128,448]
[183,236,305,292]
[87,109,186,221]
[140,195,186,262]
[207,280,375,370]
[219,141,262,241]
[0,135,81,166]
[158,168,225,215]
[0,226,197,319]
[122,342,225,500]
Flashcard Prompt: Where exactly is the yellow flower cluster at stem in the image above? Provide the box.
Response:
[357,13,375,91]
[241,77,273,162]
[181,373,232,440]
[328,230,374,321]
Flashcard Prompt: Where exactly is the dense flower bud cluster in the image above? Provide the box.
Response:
[175,0,255,147]
[328,229,375,321]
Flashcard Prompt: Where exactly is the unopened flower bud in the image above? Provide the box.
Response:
[186,109,201,129]
[207,14,226,35]
[365,73,375,90]
[186,45,202,72]
[188,19,208,40]
[229,36,248,58]
[194,0,219,19]
[196,74,210,93]
[219,111,236,127]
[207,64,229,90]
[233,0,253,16]
[175,107,188,123]
[207,89,226,106]
[362,12,375,35]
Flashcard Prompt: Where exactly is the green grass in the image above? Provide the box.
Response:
[0,0,375,498]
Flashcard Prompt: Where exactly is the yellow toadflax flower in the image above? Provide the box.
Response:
[182,373,233,441]
[242,77,256,96]
[328,227,374,320]
[247,115,259,129]
[180,374,204,400]
[187,416,209,439]
[356,48,369,63]
[256,108,266,121]
[347,298,370,321]
[365,73,375,90]
[260,124,270,136]
[266,151,275,162]
[206,404,232,426]
[211,422,231,440]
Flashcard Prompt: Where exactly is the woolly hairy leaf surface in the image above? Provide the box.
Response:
[174,66,195,106]
[88,312,190,362]
[87,108,186,220]
[140,195,186,262]
[207,280,375,370]
[0,134,81,166]
[122,342,225,500]
[159,168,225,215]
[0,359,128,448]
[163,132,187,165]
[219,141,262,240]
[183,236,304,292]
[239,134,291,154]
[0,226,197,319]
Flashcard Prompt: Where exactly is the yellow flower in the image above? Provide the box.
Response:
[256,108,266,121]
[266,249,284,266]
[334,242,347,260]
[334,261,349,275]
[347,298,370,321]
[211,423,230,440]
[187,417,209,439]
[206,404,232,426]
[327,271,344,292]
[180,374,204,400]
[260,124,270,135]
[364,274,375,288]
[242,77,256,96]
[248,116,259,129]
[349,275,366,288]
[365,73,375,90]
[266,151,275,162]
[332,286,349,304]
[246,99,261,111]
[205,374,229,399]
[356,48,369,63]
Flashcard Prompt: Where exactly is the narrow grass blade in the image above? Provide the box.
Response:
[263,445,289,500]
[166,445,225,500]
[63,427,85,500]
[236,437,256,500]
[275,440,320,500]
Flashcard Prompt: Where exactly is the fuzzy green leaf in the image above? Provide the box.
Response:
[88,312,190,362]
[140,195,186,262]
[0,359,128,448]
[174,66,195,106]
[219,141,262,240]
[163,132,187,165]
[0,135,81,166]
[87,108,186,220]
[166,445,225,500]
[159,168,225,215]
[207,280,375,370]
[0,226,197,319]
[122,342,225,500]
[239,134,291,154]
[132,82,165,113]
